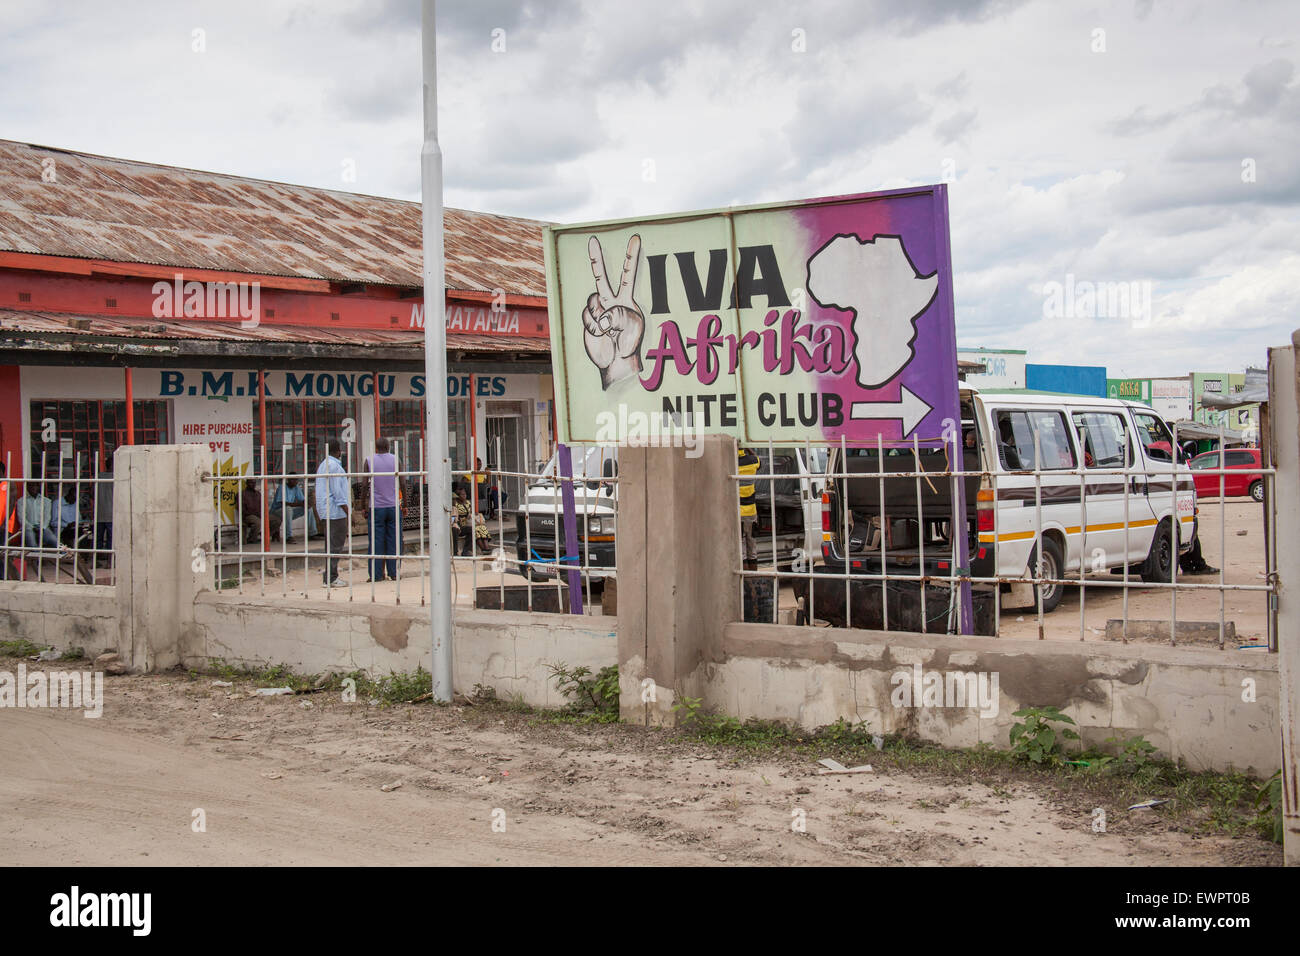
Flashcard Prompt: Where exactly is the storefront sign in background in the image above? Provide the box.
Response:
[1106,378,1150,402]
[547,186,960,445]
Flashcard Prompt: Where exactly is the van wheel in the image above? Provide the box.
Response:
[1029,537,1065,613]
[1142,520,1175,583]
[1249,480,1264,502]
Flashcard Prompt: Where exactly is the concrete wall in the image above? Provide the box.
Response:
[0,582,116,654]
[0,443,616,710]
[701,622,1279,774]
[190,593,616,707]
[605,423,1282,778]
[114,445,211,671]
[616,438,740,725]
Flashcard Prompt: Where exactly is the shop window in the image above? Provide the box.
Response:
[28,399,169,479]
[254,399,358,477]
[379,399,425,463]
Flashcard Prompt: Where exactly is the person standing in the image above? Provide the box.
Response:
[472,457,489,514]
[484,462,508,519]
[315,439,351,587]
[363,438,400,582]
[95,459,113,565]
[738,446,759,571]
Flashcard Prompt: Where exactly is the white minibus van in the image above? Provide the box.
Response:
[822,387,1199,612]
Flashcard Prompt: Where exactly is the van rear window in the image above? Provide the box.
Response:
[993,410,1076,471]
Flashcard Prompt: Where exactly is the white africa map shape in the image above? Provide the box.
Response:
[806,234,938,389]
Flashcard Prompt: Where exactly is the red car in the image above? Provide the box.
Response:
[1190,447,1264,501]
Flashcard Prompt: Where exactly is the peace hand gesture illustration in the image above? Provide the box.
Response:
[582,234,645,390]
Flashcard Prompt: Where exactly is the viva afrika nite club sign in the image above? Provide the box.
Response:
[546,186,961,445]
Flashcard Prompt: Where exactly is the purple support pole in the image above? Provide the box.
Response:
[557,443,584,615]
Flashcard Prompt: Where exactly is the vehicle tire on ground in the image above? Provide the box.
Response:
[1028,536,1066,613]
[1250,480,1264,502]
[1142,518,1175,583]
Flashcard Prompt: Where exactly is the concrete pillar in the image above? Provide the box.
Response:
[617,437,741,724]
[115,445,212,672]
[1269,339,1300,865]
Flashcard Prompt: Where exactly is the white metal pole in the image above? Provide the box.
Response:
[422,0,453,702]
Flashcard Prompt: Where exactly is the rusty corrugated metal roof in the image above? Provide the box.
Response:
[0,141,549,295]
[0,309,550,353]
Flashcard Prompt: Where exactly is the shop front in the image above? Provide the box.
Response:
[15,361,554,526]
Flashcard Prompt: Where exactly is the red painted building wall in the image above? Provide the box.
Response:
[0,364,20,475]
[0,264,550,337]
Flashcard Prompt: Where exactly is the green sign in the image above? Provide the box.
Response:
[1106,378,1150,402]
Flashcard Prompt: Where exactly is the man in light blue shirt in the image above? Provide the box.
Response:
[21,482,57,551]
[53,487,81,537]
[271,476,317,541]
[315,439,351,587]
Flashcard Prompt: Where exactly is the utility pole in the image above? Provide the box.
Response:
[422,0,453,702]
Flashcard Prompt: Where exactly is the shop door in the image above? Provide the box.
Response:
[486,408,525,515]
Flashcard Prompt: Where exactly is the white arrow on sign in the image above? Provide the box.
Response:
[849,385,932,436]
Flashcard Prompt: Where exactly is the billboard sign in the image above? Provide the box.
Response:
[546,186,960,446]
[1151,377,1189,399]
[1106,378,1150,402]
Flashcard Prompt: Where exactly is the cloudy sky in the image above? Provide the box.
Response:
[2,0,1296,377]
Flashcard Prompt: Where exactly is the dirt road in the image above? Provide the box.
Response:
[998,498,1271,643]
[0,666,1277,866]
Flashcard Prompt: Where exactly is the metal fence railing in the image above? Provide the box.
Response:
[1,450,116,587]
[735,420,1277,649]
[198,438,617,614]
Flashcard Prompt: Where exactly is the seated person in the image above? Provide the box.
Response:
[1076,427,1095,467]
[451,488,474,557]
[239,481,281,544]
[961,428,980,473]
[52,486,85,547]
[997,419,1023,470]
[52,486,94,584]
[21,482,58,552]
[486,481,508,519]
[271,476,317,541]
